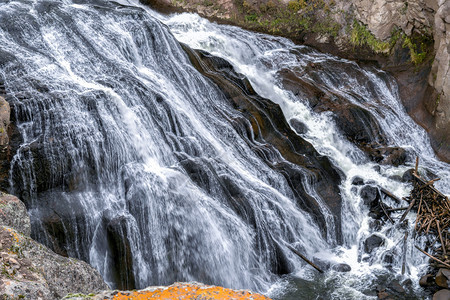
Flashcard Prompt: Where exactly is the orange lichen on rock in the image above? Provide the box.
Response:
[108,282,271,300]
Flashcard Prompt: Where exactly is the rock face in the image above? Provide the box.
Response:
[62,282,272,300]
[0,193,31,236]
[181,46,343,243]
[0,194,108,299]
[0,96,11,190]
[428,0,450,160]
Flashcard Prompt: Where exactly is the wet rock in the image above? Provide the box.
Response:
[388,280,405,294]
[388,175,402,182]
[369,219,383,231]
[364,234,385,253]
[331,263,351,272]
[360,185,380,207]
[419,274,434,287]
[382,252,394,266]
[106,215,136,290]
[312,258,331,271]
[433,289,450,300]
[0,96,9,150]
[436,268,450,288]
[351,176,364,185]
[367,146,407,167]
[182,46,344,243]
[0,193,31,236]
[289,118,308,135]
[402,169,415,182]
[376,286,394,300]
[0,225,108,300]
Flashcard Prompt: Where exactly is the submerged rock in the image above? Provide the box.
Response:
[62,282,272,299]
[331,263,351,272]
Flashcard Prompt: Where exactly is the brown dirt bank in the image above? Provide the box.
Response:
[142,0,450,162]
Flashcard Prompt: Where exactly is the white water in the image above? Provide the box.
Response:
[0,0,449,298]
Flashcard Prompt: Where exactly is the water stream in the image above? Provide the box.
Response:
[0,0,448,298]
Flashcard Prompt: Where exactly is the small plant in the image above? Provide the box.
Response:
[288,0,301,11]
[245,13,258,22]
[350,20,389,53]
[402,36,430,65]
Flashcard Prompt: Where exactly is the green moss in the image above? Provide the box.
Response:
[402,34,432,65]
[350,20,389,53]
[244,13,259,23]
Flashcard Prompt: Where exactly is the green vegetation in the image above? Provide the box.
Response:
[350,20,389,53]
[234,0,432,65]
[402,34,431,65]
[236,0,342,38]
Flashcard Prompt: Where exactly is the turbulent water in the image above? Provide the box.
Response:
[0,0,449,298]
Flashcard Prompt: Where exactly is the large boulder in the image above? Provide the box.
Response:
[436,268,450,288]
[360,185,380,207]
[364,234,385,254]
[0,193,31,236]
[0,194,108,299]
[0,225,108,299]
[433,289,450,300]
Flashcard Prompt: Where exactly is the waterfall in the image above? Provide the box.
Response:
[0,0,448,298]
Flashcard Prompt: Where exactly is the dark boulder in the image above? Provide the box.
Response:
[360,185,380,207]
[352,176,365,185]
[402,169,415,182]
[106,215,136,290]
[364,234,385,254]
[289,118,308,135]
[388,280,405,294]
[388,175,402,182]
[419,274,434,287]
[436,268,450,288]
[331,263,351,272]
[366,145,407,167]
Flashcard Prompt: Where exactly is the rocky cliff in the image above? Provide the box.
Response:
[144,0,450,162]
[0,193,108,299]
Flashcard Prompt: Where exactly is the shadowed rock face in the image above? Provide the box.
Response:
[181,45,343,244]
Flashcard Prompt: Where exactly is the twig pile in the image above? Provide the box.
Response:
[406,158,450,269]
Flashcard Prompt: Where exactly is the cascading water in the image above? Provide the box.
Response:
[0,0,448,299]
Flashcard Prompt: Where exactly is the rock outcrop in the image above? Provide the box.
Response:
[62,282,271,300]
[0,193,108,299]
[145,0,450,162]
